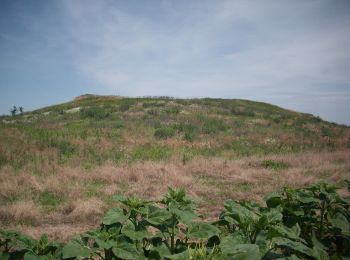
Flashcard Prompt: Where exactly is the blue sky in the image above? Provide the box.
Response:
[1,0,350,125]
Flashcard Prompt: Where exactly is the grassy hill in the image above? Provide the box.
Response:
[0,95,349,240]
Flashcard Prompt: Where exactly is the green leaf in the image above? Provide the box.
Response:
[102,207,129,225]
[23,252,47,260]
[311,231,327,251]
[94,237,113,249]
[188,222,220,239]
[220,235,248,253]
[165,250,189,259]
[262,208,283,224]
[220,243,260,259]
[264,192,282,208]
[273,238,314,257]
[0,252,9,260]
[112,239,140,260]
[148,244,172,259]
[328,212,350,233]
[62,241,91,259]
[146,208,172,226]
[312,246,329,260]
[121,220,149,241]
[269,225,302,241]
[169,207,197,226]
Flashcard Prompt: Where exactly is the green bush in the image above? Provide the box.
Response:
[80,106,112,119]
[154,127,176,139]
[37,191,65,209]
[119,103,130,112]
[51,140,77,156]
[200,117,227,134]
[262,159,289,170]
[130,144,171,161]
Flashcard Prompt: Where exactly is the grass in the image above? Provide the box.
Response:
[0,95,349,241]
[37,191,65,209]
[262,159,289,170]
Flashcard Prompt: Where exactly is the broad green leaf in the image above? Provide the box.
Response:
[273,238,314,257]
[94,237,113,249]
[23,252,48,260]
[222,200,259,224]
[146,208,172,226]
[0,252,9,260]
[165,250,189,259]
[188,222,220,239]
[169,206,197,226]
[220,234,248,253]
[269,225,301,241]
[62,241,91,259]
[264,192,282,208]
[290,223,301,237]
[112,240,140,260]
[121,220,148,240]
[312,246,329,260]
[311,231,327,251]
[148,244,172,259]
[328,212,349,233]
[102,207,129,225]
[262,208,283,224]
[220,243,260,259]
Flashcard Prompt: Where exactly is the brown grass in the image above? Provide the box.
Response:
[0,149,349,240]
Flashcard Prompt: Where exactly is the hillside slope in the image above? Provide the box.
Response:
[1,95,349,168]
[0,95,349,240]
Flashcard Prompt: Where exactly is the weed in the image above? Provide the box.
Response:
[80,106,112,119]
[154,126,176,139]
[37,191,64,209]
[130,144,171,161]
[262,159,289,170]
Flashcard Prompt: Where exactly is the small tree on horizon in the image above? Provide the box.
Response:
[19,106,24,113]
[10,105,17,116]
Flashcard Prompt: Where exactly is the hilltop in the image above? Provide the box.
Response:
[0,95,349,240]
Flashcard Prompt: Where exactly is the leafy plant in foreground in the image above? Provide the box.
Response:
[1,183,349,259]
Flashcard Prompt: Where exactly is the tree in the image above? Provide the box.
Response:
[19,106,24,113]
[10,105,17,116]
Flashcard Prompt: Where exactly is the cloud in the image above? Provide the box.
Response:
[2,0,349,123]
[59,0,350,98]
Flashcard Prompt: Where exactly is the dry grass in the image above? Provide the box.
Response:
[0,149,349,241]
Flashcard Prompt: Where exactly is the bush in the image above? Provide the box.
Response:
[130,144,171,161]
[119,103,130,112]
[262,160,289,170]
[154,127,175,139]
[201,117,227,134]
[80,106,111,119]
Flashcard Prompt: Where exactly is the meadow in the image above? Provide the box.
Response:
[0,95,349,244]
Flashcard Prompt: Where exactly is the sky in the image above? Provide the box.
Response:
[0,0,350,125]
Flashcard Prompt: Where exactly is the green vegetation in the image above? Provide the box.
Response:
[1,183,349,259]
[154,127,176,139]
[1,95,349,172]
[262,160,289,170]
[37,191,65,209]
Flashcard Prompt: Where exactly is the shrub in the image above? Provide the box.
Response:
[130,144,171,161]
[119,103,130,112]
[37,191,65,209]
[154,127,175,139]
[201,117,227,134]
[80,106,111,119]
[262,159,289,170]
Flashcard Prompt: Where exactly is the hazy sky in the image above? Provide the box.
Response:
[1,0,350,125]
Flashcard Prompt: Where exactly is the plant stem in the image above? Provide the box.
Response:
[319,200,326,237]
